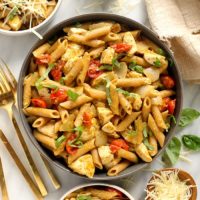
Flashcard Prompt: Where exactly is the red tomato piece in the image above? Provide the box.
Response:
[111,43,132,53]
[160,97,171,112]
[50,60,66,81]
[110,139,129,153]
[35,54,51,65]
[31,98,47,108]
[87,60,103,79]
[161,75,175,89]
[107,188,123,197]
[83,112,92,127]
[50,89,68,104]
[168,99,176,114]
[66,133,78,155]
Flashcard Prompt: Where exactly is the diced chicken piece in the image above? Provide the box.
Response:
[97,107,114,125]
[98,146,114,165]
[100,47,115,64]
[69,154,95,178]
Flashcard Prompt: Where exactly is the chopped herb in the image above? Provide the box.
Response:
[148,129,153,137]
[168,57,174,67]
[99,64,113,71]
[182,135,200,151]
[35,63,55,90]
[112,58,121,68]
[169,115,176,124]
[69,126,84,148]
[67,90,80,101]
[116,88,139,98]
[8,6,18,20]
[153,58,161,67]
[128,62,144,74]
[162,137,181,166]
[74,125,84,133]
[59,77,66,85]
[74,22,82,28]
[143,125,148,138]
[77,195,92,200]
[156,48,165,56]
[46,84,59,91]
[105,79,112,105]
[55,135,66,148]
[143,138,154,151]
[127,130,137,136]
[179,108,200,127]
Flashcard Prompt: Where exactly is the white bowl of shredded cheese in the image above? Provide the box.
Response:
[146,168,197,200]
[0,0,62,38]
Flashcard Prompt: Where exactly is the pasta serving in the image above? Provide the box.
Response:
[64,185,130,200]
[0,0,57,31]
[23,21,177,178]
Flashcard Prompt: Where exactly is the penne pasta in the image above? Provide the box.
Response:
[116,78,151,87]
[152,105,167,129]
[117,148,138,163]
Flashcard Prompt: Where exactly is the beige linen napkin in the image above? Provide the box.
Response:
[145,0,200,83]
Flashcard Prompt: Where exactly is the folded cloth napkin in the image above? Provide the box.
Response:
[145,0,200,83]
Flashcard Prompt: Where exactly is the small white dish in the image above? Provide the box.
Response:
[60,183,135,200]
[0,0,62,36]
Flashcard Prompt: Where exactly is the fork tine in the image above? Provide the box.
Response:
[0,67,10,93]
[0,58,17,90]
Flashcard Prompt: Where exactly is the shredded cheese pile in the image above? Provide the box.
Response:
[0,0,55,28]
[146,170,193,200]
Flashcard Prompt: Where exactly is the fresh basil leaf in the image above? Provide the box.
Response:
[117,52,127,59]
[99,64,113,71]
[59,77,66,85]
[162,137,181,166]
[35,63,55,90]
[112,58,121,68]
[55,135,66,148]
[105,79,112,105]
[8,6,18,20]
[156,48,165,56]
[128,62,143,74]
[153,58,161,67]
[179,108,200,127]
[77,195,92,200]
[127,130,137,136]
[116,88,139,98]
[169,115,177,124]
[182,135,200,151]
[67,90,79,101]
[143,138,154,151]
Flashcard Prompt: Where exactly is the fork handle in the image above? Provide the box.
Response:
[10,106,48,197]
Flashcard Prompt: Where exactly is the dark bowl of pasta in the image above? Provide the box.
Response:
[60,183,134,200]
[18,13,183,180]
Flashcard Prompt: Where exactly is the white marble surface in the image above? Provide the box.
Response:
[0,0,200,200]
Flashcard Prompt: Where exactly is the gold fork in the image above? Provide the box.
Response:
[0,59,49,197]
[0,155,9,200]
[0,58,60,191]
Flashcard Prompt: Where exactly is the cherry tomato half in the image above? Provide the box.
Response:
[168,99,176,114]
[50,60,66,81]
[31,98,47,108]
[110,139,129,153]
[161,75,175,89]
[35,54,51,65]
[50,89,68,104]
[160,97,171,112]
[87,60,103,79]
[66,133,78,155]
[111,43,132,53]
[83,112,92,127]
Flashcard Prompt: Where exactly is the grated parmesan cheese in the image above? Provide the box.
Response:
[145,170,194,200]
